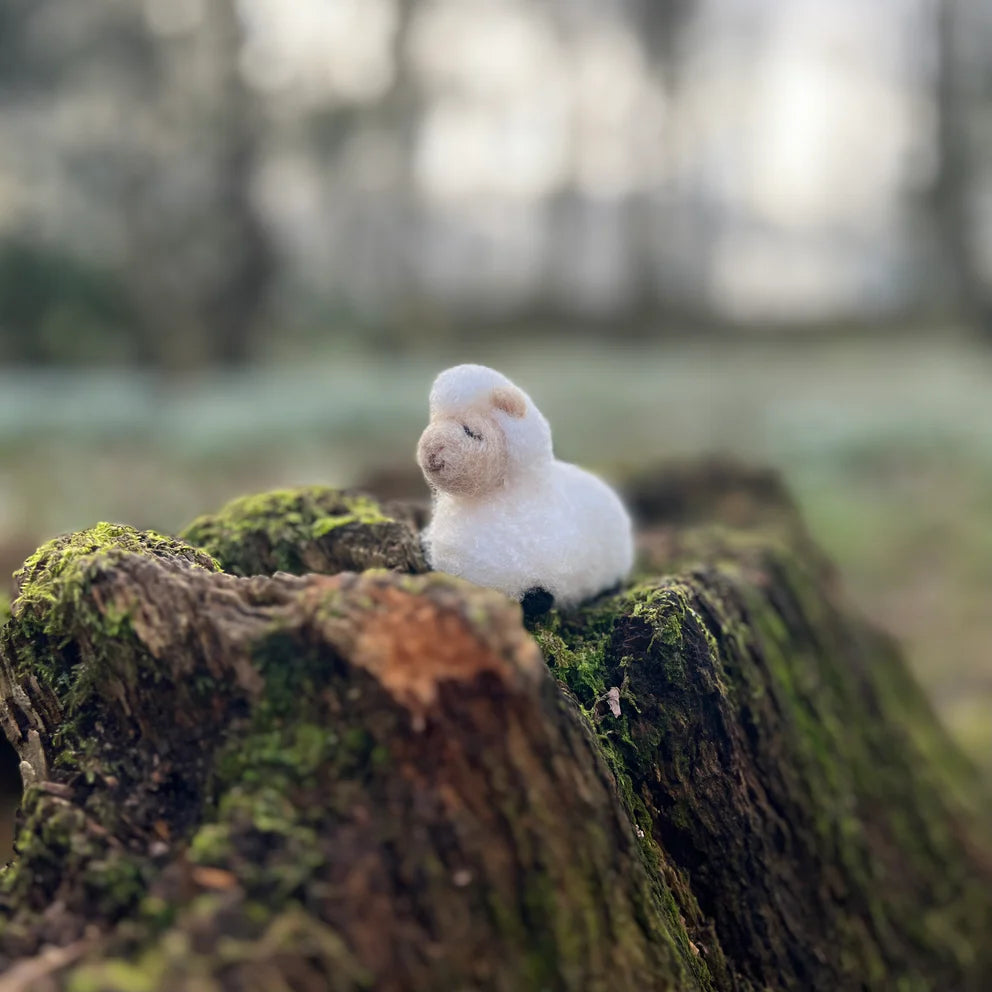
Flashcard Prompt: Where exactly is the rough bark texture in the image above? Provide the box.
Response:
[0,468,988,991]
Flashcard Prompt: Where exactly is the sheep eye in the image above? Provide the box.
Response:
[462,424,483,441]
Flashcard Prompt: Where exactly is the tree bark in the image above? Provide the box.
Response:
[0,467,988,990]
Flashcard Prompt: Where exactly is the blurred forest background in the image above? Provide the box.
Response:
[0,0,990,782]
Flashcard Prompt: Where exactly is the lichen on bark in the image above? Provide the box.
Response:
[0,469,987,991]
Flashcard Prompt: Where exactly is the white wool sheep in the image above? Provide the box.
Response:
[417,364,634,609]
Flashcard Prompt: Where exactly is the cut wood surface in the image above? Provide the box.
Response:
[0,464,988,991]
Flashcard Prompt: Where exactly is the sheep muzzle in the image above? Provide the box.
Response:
[417,416,508,497]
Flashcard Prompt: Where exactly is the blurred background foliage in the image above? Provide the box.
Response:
[0,0,989,782]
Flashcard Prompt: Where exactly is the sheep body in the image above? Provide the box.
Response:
[418,364,633,607]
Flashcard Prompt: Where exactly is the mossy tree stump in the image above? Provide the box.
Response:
[0,473,988,991]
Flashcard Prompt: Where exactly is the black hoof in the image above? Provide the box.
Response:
[521,587,555,618]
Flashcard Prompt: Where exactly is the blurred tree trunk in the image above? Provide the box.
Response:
[121,0,273,371]
[201,0,274,367]
[624,0,695,320]
[362,0,422,339]
[930,0,992,341]
[628,0,692,92]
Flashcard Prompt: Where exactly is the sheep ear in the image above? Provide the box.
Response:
[490,386,526,418]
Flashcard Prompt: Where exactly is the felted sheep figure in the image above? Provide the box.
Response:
[417,364,634,612]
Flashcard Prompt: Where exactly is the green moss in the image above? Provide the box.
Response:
[2,488,986,989]
[5,524,218,699]
[66,906,373,992]
[69,958,165,992]
[311,508,390,537]
[0,526,227,938]
[735,551,992,978]
[183,487,388,553]
[180,486,424,577]
[530,581,723,989]
[0,787,152,923]
[0,590,9,627]
[182,624,385,904]
[530,531,992,989]
[13,522,219,620]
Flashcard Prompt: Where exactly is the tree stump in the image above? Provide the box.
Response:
[0,468,988,991]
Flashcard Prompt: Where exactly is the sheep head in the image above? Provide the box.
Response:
[417,365,553,498]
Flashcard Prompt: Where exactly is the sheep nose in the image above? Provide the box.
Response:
[427,445,445,473]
